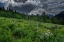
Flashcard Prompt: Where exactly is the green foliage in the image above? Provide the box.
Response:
[0,28,13,42]
[0,17,63,42]
[13,28,27,39]
[8,24,17,31]
[0,6,64,42]
[0,7,64,25]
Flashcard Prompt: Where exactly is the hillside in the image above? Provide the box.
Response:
[55,11,64,19]
[0,8,64,25]
[0,9,26,19]
[0,8,64,42]
[0,0,64,42]
[0,17,64,42]
[0,9,52,23]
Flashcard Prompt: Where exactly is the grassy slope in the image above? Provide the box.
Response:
[0,17,64,42]
[0,10,26,19]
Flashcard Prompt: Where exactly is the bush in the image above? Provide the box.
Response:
[8,24,16,30]
[13,28,27,39]
[0,28,13,42]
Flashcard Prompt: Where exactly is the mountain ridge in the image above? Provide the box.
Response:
[55,11,64,19]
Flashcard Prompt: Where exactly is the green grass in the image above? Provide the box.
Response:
[0,17,64,42]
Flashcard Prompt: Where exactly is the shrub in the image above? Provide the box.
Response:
[0,28,13,42]
[8,24,16,30]
[13,28,27,39]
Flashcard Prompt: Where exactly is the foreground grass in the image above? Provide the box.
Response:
[0,17,64,42]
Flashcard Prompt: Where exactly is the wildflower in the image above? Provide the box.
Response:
[45,30,53,36]
[47,30,50,32]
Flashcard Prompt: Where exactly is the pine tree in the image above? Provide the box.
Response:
[2,6,5,10]
[0,7,2,10]
[15,10,16,12]
[41,12,46,22]
[7,7,9,10]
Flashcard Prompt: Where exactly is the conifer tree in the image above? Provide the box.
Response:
[41,12,46,22]
[15,10,16,12]
[7,7,9,10]
[2,6,5,10]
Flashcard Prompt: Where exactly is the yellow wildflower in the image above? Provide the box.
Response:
[47,30,50,32]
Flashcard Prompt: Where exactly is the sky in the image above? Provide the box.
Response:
[0,0,64,16]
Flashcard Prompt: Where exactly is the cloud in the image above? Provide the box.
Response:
[0,0,64,15]
[9,3,36,13]
[14,0,27,3]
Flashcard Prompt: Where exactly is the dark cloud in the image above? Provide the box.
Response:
[9,3,36,13]
[0,3,5,6]
[0,0,64,15]
[14,0,27,3]
[42,4,48,9]
[40,0,48,2]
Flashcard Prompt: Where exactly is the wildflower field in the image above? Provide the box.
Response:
[0,17,64,42]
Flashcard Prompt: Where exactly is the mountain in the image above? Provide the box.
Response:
[55,11,64,19]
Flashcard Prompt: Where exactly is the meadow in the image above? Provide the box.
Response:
[0,17,64,42]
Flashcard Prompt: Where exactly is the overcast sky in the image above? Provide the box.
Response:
[0,0,64,15]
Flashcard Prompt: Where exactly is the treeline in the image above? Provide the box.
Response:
[51,17,64,25]
[0,6,26,19]
[0,6,64,25]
